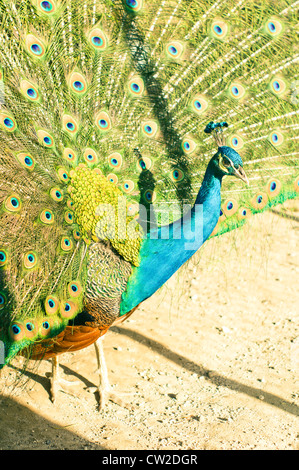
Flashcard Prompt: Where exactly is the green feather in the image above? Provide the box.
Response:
[0,0,298,366]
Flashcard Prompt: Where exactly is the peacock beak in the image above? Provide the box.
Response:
[233,166,249,186]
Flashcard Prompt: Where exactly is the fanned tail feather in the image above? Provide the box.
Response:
[0,0,298,365]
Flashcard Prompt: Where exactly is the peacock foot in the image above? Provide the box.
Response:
[87,337,134,412]
[86,382,133,412]
[46,356,80,403]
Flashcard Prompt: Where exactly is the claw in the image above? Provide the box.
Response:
[86,385,133,412]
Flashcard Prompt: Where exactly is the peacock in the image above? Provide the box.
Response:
[0,0,298,410]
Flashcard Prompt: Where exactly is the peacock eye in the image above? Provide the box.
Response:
[234,163,239,170]
[222,157,230,167]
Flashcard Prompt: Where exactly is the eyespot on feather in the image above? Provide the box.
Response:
[122,180,135,193]
[39,317,53,337]
[251,192,269,210]
[108,152,123,170]
[142,121,158,138]
[0,114,17,132]
[73,229,81,241]
[50,187,64,202]
[143,189,156,203]
[45,295,60,315]
[166,41,184,59]
[229,81,246,100]
[64,211,74,225]
[63,148,77,163]
[84,148,98,165]
[38,1,56,14]
[191,95,208,115]
[95,111,112,131]
[270,77,287,96]
[265,18,283,37]
[5,195,22,212]
[125,0,143,12]
[24,251,38,269]
[57,167,69,183]
[218,209,226,222]
[128,77,144,96]
[60,301,78,319]
[0,249,8,268]
[69,72,88,95]
[222,199,239,217]
[0,291,7,311]
[37,130,54,147]
[16,152,35,170]
[20,80,40,101]
[137,157,152,171]
[68,281,83,298]
[62,115,79,134]
[40,209,55,224]
[171,169,184,182]
[88,28,107,50]
[227,135,244,150]
[269,130,284,146]
[61,236,73,252]
[107,173,118,185]
[266,178,281,198]
[237,207,252,220]
[127,203,139,217]
[26,34,46,58]
[182,138,197,154]
[25,320,38,339]
[9,322,26,342]
[211,19,229,40]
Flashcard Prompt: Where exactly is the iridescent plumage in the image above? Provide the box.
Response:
[0,0,298,407]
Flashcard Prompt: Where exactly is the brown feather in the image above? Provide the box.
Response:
[21,305,140,360]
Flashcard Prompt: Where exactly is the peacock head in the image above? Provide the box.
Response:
[204,121,249,185]
[215,146,249,185]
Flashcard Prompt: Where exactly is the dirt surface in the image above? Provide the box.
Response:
[0,202,298,450]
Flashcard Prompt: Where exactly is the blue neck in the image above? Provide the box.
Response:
[193,159,223,237]
[120,160,223,314]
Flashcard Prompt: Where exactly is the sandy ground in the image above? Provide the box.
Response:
[0,201,298,450]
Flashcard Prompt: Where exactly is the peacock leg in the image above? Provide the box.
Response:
[49,356,80,403]
[88,336,132,411]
